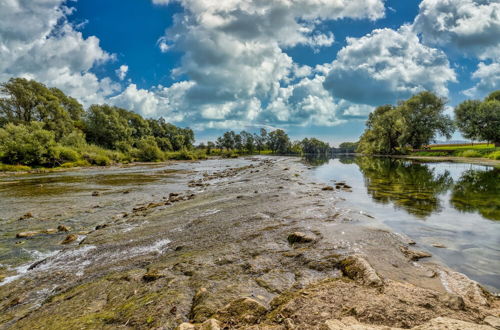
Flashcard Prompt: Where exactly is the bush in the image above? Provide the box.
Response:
[60,131,87,148]
[134,137,163,162]
[60,160,91,168]
[0,122,56,166]
[458,150,483,158]
[0,163,31,172]
[49,146,81,164]
[486,151,500,160]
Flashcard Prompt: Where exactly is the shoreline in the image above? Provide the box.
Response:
[394,155,500,167]
[0,157,498,329]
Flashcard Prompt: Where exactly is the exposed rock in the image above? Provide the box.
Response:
[287,232,315,244]
[438,293,465,310]
[322,317,398,329]
[18,212,33,220]
[216,297,268,324]
[142,270,165,282]
[95,224,108,230]
[200,318,221,330]
[176,323,195,330]
[484,316,500,329]
[57,225,70,232]
[431,243,446,248]
[91,191,100,196]
[412,317,495,329]
[339,255,383,286]
[16,231,40,238]
[400,246,432,261]
[61,234,78,244]
[322,186,334,191]
[42,228,58,234]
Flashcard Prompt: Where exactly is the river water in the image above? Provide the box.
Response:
[308,156,500,292]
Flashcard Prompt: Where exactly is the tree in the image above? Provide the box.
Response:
[222,131,236,150]
[268,129,290,154]
[454,100,483,142]
[206,141,215,154]
[357,105,402,154]
[240,131,255,153]
[84,104,133,149]
[398,92,454,149]
[0,78,80,139]
[0,122,56,166]
[455,90,500,146]
[301,137,330,155]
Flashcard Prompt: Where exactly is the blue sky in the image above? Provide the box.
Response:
[1,0,499,145]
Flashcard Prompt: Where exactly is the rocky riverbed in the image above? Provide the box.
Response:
[0,157,498,329]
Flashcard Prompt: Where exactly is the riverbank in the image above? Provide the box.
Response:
[0,157,498,329]
[396,155,500,167]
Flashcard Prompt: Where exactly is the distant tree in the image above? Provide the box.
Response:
[240,131,255,153]
[301,137,330,155]
[234,133,243,152]
[206,141,215,154]
[222,131,236,150]
[84,104,133,149]
[268,129,290,154]
[338,142,359,150]
[134,136,163,162]
[398,92,454,149]
[455,90,500,146]
[357,105,402,154]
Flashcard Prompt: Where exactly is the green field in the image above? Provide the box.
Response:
[428,143,495,150]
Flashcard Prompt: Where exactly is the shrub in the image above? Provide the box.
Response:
[486,151,500,160]
[0,122,56,166]
[134,137,163,162]
[49,146,81,164]
[60,160,91,168]
[0,163,31,172]
[91,154,111,166]
[459,150,482,158]
[60,131,87,148]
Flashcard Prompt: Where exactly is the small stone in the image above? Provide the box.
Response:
[284,318,295,329]
[431,243,447,248]
[61,234,78,244]
[322,186,334,191]
[400,246,432,261]
[18,212,33,220]
[16,231,40,238]
[484,316,500,329]
[91,191,101,196]
[339,255,383,287]
[42,228,58,234]
[439,293,465,310]
[143,270,164,282]
[200,318,221,330]
[95,224,108,230]
[216,297,267,324]
[287,232,315,244]
[175,323,195,330]
[57,225,70,232]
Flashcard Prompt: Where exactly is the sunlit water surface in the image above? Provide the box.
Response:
[307,156,499,292]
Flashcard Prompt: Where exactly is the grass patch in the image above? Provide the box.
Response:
[486,151,500,160]
[411,151,449,157]
[429,143,495,150]
[0,163,31,172]
[457,150,483,158]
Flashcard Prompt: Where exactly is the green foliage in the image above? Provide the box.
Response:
[487,151,500,160]
[454,90,500,145]
[0,163,31,172]
[358,92,454,154]
[301,138,330,155]
[0,122,56,166]
[60,130,87,148]
[268,129,291,154]
[49,145,81,164]
[134,136,163,162]
[411,151,449,157]
[458,150,483,158]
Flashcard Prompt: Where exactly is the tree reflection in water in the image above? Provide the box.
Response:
[355,157,453,218]
[451,168,500,221]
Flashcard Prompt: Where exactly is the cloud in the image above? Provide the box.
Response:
[323,26,456,106]
[413,0,500,60]
[0,0,116,106]
[115,65,129,81]
[463,62,500,98]
[148,0,386,127]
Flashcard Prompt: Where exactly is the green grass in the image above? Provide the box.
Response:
[0,163,31,172]
[411,151,449,157]
[457,150,483,158]
[429,143,495,150]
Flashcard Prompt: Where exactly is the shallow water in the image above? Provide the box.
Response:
[307,156,500,292]
[0,158,254,273]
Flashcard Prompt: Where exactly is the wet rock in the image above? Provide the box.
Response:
[169,192,180,197]
[123,190,130,194]
[400,246,432,261]
[57,225,70,232]
[216,297,267,324]
[484,316,500,329]
[143,269,165,282]
[18,212,33,220]
[91,191,101,196]
[438,293,465,310]
[42,228,58,234]
[200,318,222,330]
[61,234,78,244]
[287,232,316,244]
[95,224,108,230]
[431,243,446,248]
[339,255,383,286]
[16,231,40,238]
[322,186,334,191]
[176,323,195,330]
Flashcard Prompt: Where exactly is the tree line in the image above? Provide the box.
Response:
[357,90,500,155]
[201,129,331,156]
[0,78,195,167]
